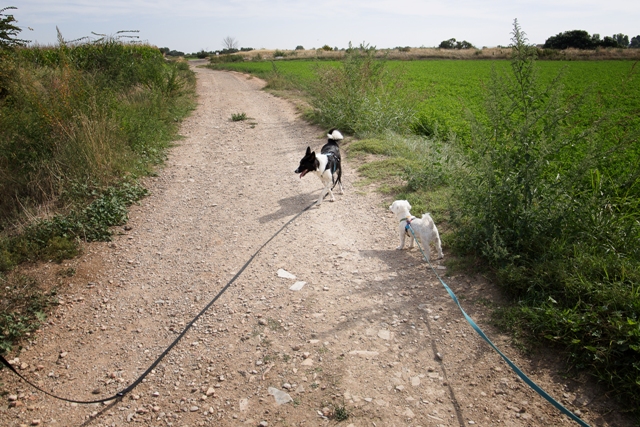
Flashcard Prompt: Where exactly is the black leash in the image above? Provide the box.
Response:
[0,202,315,404]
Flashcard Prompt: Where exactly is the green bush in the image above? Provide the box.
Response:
[209,54,244,63]
[0,40,194,225]
[454,20,640,410]
[307,43,417,136]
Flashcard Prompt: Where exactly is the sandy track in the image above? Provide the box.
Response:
[0,65,631,427]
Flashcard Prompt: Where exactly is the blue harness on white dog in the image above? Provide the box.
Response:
[401,216,415,234]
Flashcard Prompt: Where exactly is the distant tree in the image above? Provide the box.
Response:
[0,6,29,49]
[544,30,594,49]
[545,30,630,49]
[295,45,304,50]
[600,36,619,48]
[438,38,475,49]
[196,49,208,59]
[631,35,640,48]
[222,36,238,50]
[456,40,475,49]
[438,38,456,49]
[613,33,629,47]
[321,44,332,51]
[159,47,170,54]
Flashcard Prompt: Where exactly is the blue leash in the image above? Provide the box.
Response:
[405,224,591,427]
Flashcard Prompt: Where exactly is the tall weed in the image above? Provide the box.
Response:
[454,20,640,410]
[307,43,417,136]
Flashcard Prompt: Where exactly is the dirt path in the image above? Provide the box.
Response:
[0,65,631,427]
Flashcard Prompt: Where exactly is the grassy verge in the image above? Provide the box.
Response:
[0,38,196,353]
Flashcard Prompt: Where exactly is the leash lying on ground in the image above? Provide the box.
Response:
[405,224,591,427]
[0,202,316,404]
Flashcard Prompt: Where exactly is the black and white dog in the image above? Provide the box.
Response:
[294,129,344,205]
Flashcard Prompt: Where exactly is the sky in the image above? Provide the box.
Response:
[10,1,640,53]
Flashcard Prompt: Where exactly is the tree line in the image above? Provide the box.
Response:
[543,30,639,49]
[439,30,639,51]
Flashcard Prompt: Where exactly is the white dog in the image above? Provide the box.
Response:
[389,200,443,261]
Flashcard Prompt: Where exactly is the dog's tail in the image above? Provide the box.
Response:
[328,129,344,141]
[421,212,433,222]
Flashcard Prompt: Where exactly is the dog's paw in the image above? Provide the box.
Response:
[396,246,403,250]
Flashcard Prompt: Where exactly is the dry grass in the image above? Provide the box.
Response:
[235,47,640,61]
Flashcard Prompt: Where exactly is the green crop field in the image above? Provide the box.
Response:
[213,59,639,142]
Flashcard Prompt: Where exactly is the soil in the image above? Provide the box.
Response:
[0,62,634,427]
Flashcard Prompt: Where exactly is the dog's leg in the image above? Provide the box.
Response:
[316,182,334,205]
[396,226,406,250]
[317,172,335,204]
[336,168,344,195]
[408,232,415,248]
[433,228,444,259]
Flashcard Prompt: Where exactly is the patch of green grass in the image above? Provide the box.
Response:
[346,138,404,157]
[334,404,349,421]
[231,112,248,121]
[0,182,149,273]
[0,275,57,353]
[357,158,417,183]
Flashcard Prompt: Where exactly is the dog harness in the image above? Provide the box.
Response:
[400,216,415,233]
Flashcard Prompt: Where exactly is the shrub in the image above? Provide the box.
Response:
[454,19,640,411]
[0,37,194,230]
[209,54,244,63]
[306,42,417,136]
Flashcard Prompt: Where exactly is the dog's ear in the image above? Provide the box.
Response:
[305,146,312,155]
